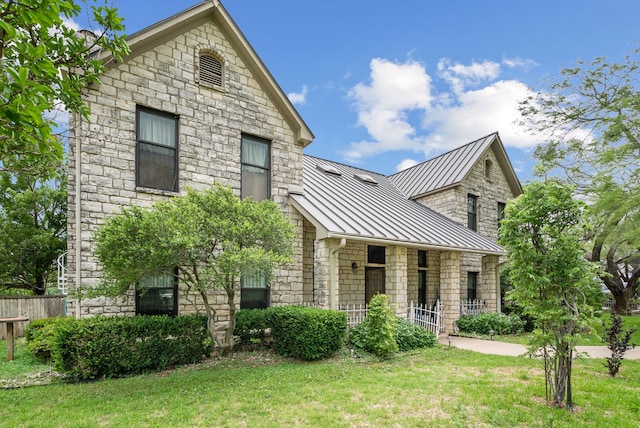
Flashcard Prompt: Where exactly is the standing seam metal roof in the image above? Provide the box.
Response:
[291,155,504,254]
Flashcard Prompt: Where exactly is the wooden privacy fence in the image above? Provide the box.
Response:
[0,296,66,339]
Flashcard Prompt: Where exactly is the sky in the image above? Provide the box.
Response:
[74,0,640,182]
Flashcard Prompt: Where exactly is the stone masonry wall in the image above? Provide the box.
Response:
[67,20,305,321]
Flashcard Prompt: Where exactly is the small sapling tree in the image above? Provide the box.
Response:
[604,312,637,377]
[499,180,602,409]
[94,185,295,354]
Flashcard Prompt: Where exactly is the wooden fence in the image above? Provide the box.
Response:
[0,296,66,339]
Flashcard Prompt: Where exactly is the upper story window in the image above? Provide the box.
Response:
[136,106,179,192]
[497,202,506,229]
[198,51,224,89]
[136,270,178,316]
[467,194,478,231]
[484,159,493,181]
[368,245,386,265]
[241,134,270,201]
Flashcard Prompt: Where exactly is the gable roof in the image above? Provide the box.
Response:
[94,0,314,147]
[389,132,522,199]
[290,155,504,255]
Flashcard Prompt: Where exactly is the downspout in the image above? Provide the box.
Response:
[74,115,82,319]
[328,238,346,310]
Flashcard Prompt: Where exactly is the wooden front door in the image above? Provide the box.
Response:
[365,267,385,304]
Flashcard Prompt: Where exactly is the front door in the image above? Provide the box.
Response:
[365,267,385,304]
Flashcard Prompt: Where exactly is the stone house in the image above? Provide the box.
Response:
[66,0,521,334]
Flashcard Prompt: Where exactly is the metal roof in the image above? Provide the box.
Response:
[290,155,504,255]
[389,133,514,198]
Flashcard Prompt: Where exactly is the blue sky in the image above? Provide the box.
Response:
[75,0,640,182]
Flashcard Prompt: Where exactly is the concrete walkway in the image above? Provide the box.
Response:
[439,335,640,359]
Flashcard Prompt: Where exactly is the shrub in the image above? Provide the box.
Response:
[360,294,398,359]
[395,319,437,352]
[456,312,525,335]
[604,312,637,377]
[234,309,270,346]
[51,314,211,380]
[266,306,347,361]
[25,316,68,362]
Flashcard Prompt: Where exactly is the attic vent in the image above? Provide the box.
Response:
[317,164,342,176]
[199,53,223,88]
[355,173,378,185]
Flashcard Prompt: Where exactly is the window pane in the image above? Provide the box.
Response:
[240,288,270,309]
[139,110,176,147]
[242,137,269,167]
[418,250,427,268]
[138,142,178,191]
[367,245,385,264]
[137,273,176,316]
[467,272,477,300]
[241,165,269,201]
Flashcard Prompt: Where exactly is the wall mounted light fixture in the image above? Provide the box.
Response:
[351,262,358,273]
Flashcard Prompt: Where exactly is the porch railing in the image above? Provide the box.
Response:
[460,299,487,315]
[408,300,443,336]
[338,303,369,329]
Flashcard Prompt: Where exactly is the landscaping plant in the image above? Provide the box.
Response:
[604,311,637,377]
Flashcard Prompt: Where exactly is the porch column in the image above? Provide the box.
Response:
[387,245,408,318]
[440,251,461,334]
[481,255,500,313]
[314,238,345,309]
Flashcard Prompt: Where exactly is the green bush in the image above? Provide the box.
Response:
[348,317,437,355]
[24,316,69,362]
[234,309,270,346]
[360,294,398,359]
[395,319,437,351]
[456,312,525,335]
[265,306,347,361]
[51,314,211,380]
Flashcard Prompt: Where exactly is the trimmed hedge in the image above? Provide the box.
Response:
[50,314,211,380]
[25,316,68,362]
[234,309,270,346]
[456,312,525,335]
[265,306,347,360]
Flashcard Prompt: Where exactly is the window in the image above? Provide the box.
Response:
[136,271,178,316]
[240,274,269,309]
[241,134,270,201]
[136,106,178,192]
[497,202,506,228]
[467,194,478,231]
[367,245,386,264]
[198,53,223,88]
[418,250,428,306]
[467,272,478,301]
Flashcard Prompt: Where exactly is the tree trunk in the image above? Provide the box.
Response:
[219,283,236,357]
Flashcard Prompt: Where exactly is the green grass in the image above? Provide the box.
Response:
[1,339,639,427]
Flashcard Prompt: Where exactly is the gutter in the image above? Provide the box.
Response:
[74,116,82,319]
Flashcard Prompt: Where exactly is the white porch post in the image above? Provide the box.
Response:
[314,238,345,310]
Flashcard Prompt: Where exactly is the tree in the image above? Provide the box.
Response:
[94,186,296,354]
[519,49,640,314]
[0,0,129,177]
[499,180,602,409]
[0,161,67,295]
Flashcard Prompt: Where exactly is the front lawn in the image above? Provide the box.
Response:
[1,338,639,427]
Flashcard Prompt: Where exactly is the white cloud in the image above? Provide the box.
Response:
[343,56,543,163]
[395,158,419,172]
[61,17,81,32]
[288,85,308,105]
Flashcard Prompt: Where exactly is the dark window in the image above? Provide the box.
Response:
[241,134,270,201]
[136,106,178,192]
[467,194,477,231]
[367,245,386,264]
[136,271,178,316]
[467,272,478,301]
[484,159,493,180]
[418,270,427,306]
[497,202,506,228]
[240,274,270,309]
[365,267,385,304]
[418,250,428,268]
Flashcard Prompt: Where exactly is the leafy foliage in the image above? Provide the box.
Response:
[347,294,398,359]
[49,315,210,380]
[0,0,129,177]
[266,306,347,361]
[394,319,437,352]
[94,185,296,354]
[24,316,67,362]
[0,163,66,295]
[233,309,270,346]
[604,312,637,377]
[456,313,525,335]
[499,180,602,408]
[519,49,640,314]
